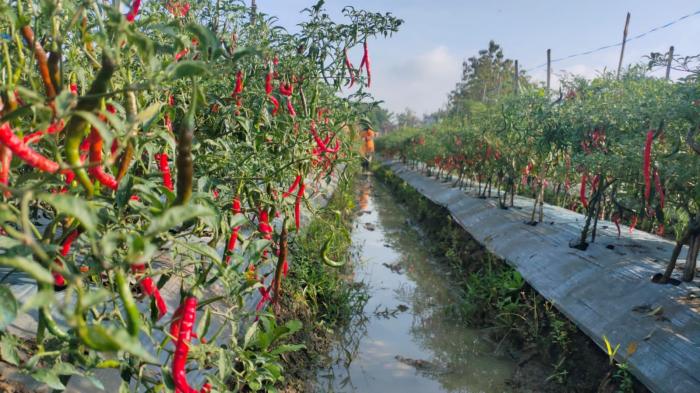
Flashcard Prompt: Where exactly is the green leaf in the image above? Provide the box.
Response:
[0,286,17,331]
[243,321,258,349]
[270,343,305,356]
[0,256,54,284]
[0,334,20,366]
[146,204,215,237]
[110,329,158,363]
[134,102,163,126]
[53,362,82,376]
[31,369,65,390]
[41,194,97,234]
[169,61,209,80]
[173,239,221,263]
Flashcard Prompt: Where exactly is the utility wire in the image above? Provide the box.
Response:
[526,9,700,71]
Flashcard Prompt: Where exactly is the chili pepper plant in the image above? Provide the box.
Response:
[0,0,401,391]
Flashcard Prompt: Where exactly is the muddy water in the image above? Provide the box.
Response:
[315,176,515,392]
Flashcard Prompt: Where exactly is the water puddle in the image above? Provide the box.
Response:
[315,175,515,392]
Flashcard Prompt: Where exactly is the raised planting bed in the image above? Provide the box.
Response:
[382,159,700,393]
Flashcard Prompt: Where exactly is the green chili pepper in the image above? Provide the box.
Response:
[174,85,198,206]
[321,235,345,267]
[115,268,140,337]
[63,53,116,198]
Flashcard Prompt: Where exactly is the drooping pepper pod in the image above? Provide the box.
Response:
[224,197,242,265]
[130,263,167,318]
[21,26,57,100]
[125,0,141,22]
[294,182,305,231]
[171,296,203,393]
[115,269,141,337]
[52,229,80,289]
[579,173,588,209]
[174,87,199,206]
[155,152,174,191]
[344,48,356,87]
[283,175,302,198]
[359,40,371,88]
[0,122,60,173]
[87,128,119,191]
[63,53,116,198]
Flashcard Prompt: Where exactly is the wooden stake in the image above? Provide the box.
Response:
[617,12,631,79]
[514,60,519,95]
[546,49,551,91]
[665,45,674,80]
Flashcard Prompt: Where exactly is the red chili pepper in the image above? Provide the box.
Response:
[0,122,59,173]
[295,182,305,231]
[629,215,638,234]
[653,168,664,209]
[279,83,293,97]
[131,264,167,318]
[258,209,273,240]
[155,152,174,191]
[256,283,272,311]
[359,41,371,88]
[125,0,141,22]
[309,122,340,153]
[224,225,240,265]
[174,48,189,61]
[169,302,185,339]
[283,175,301,199]
[53,229,80,288]
[267,95,279,115]
[643,130,654,203]
[23,120,65,145]
[0,145,11,190]
[87,129,118,191]
[344,48,355,87]
[265,72,273,95]
[579,173,588,209]
[232,70,244,96]
[172,296,204,393]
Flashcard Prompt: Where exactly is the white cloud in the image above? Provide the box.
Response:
[371,45,461,116]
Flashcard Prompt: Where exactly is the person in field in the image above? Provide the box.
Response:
[359,118,375,170]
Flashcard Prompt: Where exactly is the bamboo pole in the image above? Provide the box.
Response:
[546,49,551,91]
[616,12,631,79]
[514,60,519,95]
[665,45,674,80]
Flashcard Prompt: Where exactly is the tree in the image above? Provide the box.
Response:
[447,40,529,118]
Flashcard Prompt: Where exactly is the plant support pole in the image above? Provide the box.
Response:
[616,12,631,79]
[665,45,674,80]
[546,49,551,91]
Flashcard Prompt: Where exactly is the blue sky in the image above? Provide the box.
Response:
[258,0,700,116]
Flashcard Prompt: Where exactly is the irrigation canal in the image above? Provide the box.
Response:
[314,174,515,392]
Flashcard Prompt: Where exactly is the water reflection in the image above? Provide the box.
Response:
[315,175,515,393]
